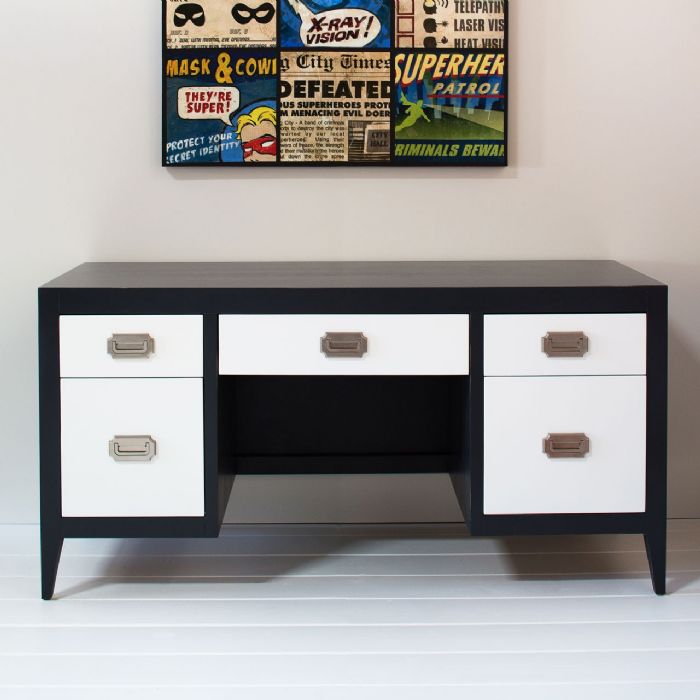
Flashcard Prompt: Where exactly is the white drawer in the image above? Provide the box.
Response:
[60,315,203,378]
[483,376,646,515]
[61,378,204,517]
[219,315,470,375]
[483,314,646,376]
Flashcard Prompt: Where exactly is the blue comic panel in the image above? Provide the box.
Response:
[280,0,390,49]
[165,49,277,165]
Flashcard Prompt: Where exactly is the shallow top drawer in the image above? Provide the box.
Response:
[60,315,203,378]
[219,315,469,375]
[484,314,646,376]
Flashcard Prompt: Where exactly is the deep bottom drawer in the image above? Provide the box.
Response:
[483,376,646,515]
[61,378,204,517]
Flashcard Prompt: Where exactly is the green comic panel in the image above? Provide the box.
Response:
[394,50,506,164]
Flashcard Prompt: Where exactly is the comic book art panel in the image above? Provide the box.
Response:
[165,0,277,48]
[394,50,506,164]
[281,0,391,49]
[280,51,391,162]
[165,49,278,164]
[394,0,505,49]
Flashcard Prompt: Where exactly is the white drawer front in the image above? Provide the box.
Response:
[484,314,646,376]
[483,376,646,515]
[60,315,203,378]
[61,378,204,517]
[219,315,470,375]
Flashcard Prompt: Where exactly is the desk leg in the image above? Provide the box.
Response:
[39,289,63,601]
[646,289,668,596]
[41,528,63,600]
[645,525,667,596]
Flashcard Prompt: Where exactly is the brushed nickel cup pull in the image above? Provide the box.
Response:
[542,331,589,358]
[543,433,590,459]
[109,435,157,462]
[107,333,155,359]
[321,332,368,358]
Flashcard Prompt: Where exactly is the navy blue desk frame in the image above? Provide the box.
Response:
[39,261,668,599]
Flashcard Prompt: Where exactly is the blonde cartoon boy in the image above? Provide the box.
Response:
[237,106,277,162]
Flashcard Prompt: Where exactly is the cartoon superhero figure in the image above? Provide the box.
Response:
[236,106,277,162]
[396,92,431,133]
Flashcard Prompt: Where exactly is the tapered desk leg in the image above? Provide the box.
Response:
[39,289,63,600]
[645,288,668,596]
[644,525,667,596]
[41,528,63,600]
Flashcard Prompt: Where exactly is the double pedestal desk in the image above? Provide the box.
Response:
[39,261,668,599]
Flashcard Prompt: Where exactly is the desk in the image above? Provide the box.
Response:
[39,261,668,599]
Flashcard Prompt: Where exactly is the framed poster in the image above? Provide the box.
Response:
[163,0,507,166]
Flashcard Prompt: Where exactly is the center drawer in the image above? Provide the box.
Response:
[219,315,470,375]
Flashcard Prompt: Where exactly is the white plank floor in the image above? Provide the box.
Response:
[2,521,700,699]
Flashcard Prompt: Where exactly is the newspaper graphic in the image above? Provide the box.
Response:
[280,51,391,162]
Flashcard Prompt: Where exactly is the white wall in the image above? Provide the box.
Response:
[1,0,699,523]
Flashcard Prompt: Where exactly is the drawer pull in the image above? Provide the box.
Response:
[542,331,589,358]
[109,435,157,462]
[321,332,368,358]
[543,433,590,459]
[107,333,155,359]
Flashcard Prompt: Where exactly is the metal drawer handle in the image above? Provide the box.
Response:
[107,333,155,359]
[543,433,590,459]
[109,435,157,462]
[542,331,589,358]
[321,332,368,358]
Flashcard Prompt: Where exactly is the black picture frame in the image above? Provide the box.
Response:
[161,0,509,167]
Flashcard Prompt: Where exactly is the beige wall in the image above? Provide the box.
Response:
[1,0,698,523]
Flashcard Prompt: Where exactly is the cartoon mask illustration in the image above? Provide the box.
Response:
[242,134,277,160]
[231,2,276,24]
[237,106,278,163]
[174,3,206,27]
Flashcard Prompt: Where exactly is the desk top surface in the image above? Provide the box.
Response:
[42,261,664,290]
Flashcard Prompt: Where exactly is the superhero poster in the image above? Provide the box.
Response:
[165,0,277,48]
[394,0,505,49]
[280,0,391,49]
[280,52,391,162]
[162,0,508,166]
[394,51,506,164]
[164,49,277,164]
